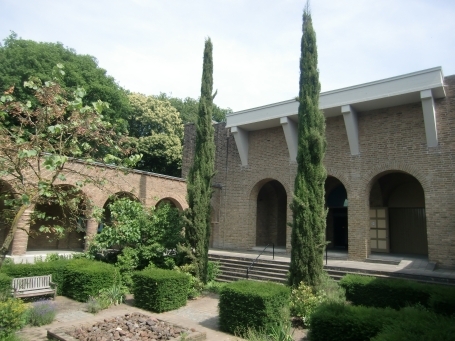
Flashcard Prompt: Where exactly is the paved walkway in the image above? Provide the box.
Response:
[209,249,455,281]
[16,294,242,341]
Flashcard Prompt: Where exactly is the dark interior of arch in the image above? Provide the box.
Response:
[256,180,287,247]
[369,172,427,255]
[325,177,348,249]
[28,186,86,251]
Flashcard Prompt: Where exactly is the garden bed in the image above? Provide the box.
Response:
[48,312,206,341]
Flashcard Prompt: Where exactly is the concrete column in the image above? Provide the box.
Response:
[420,89,438,147]
[84,218,98,251]
[231,126,249,166]
[280,117,298,162]
[342,105,360,155]
[10,205,35,256]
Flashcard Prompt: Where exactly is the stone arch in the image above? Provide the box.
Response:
[325,176,348,250]
[101,192,140,229]
[368,170,428,256]
[155,197,184,211]
[249,178,288,248]
[326,167,352,195]
[28,184,90,251]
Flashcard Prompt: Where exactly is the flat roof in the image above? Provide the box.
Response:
[226,67,446,131]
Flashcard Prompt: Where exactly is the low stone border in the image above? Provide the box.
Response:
[47,314,206,341]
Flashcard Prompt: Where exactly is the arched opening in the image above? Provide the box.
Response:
[100,192,139,232]
[256,180,287,247]
[28,185,88,251]
[325,177,348,250]
[155,197,181,210]
[369,172,428,256]
[0,181,16,249]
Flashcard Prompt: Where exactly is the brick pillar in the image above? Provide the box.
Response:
[84,218,98,251]
[10,205,35,256]
[347,194,369,261]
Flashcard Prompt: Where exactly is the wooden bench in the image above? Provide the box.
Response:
[12,275,57,300]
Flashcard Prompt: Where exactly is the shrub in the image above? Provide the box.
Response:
[207,261,220,282]
[204,280,226,294]
[27,299,56,326]
[339,274,430,309]
[63,259,120,302]
[1,260,70,295]
[290,282,325,326]
[132,268,189,312]
[314,272,346,303]
[309,302,398,341]
[0,298,28,339]
[0,272,12,297]
[428,286,455,316]
[371,306,455,341]
[218,280,290,336]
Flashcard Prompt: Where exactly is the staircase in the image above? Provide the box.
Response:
[209,253,455,286]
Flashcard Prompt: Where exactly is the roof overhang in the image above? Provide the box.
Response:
[226,67,446,131]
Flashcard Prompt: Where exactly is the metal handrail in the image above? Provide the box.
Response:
[246,243,274,280]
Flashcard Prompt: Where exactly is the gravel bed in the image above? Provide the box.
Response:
[66,312,193,340]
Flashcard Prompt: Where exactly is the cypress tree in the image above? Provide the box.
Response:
[185,38,216,283]
[289,4,327,288]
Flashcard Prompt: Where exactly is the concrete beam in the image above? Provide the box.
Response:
[420,90,438,147]
[280,117,298,162]
[342,105,360,155]
[231,126,249,166]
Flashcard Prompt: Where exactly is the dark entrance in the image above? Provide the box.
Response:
[325,177,348,250]
[256,180,287,247]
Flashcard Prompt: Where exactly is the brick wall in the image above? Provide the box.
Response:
[182,75,455,268]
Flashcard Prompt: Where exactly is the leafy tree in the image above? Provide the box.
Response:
[89,198,184,287]
[127,93,183,176]
[0,73,140,267]
[156,93,231,124]
[289,4,327,288]
[184,38,216,283]
[0,32,130,133]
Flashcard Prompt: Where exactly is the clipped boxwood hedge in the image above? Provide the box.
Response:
[371,306,455,341]
[0,260,70,295]
[63,259,120,302]
[219,280,290,336]
[309,302,398,341]
[132,268,189,313]
[339,274,455,314]
[0,273,12,295]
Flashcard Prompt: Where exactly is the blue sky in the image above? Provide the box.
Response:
[1,0,454,111]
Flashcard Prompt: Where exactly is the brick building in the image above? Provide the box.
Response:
[182,67,455,269]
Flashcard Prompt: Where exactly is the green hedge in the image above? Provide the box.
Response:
[218,280,290,336]
[371,306,455,341]
[63,259,120,302]
[340,274,427,309]
[0,273,12,295]
[309,302,398,341]
[132,268,189,313]
[1,260,70,295]
[429,286,455,316]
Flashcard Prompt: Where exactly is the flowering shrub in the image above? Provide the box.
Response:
[27,300,57,326]
[290,283,325,326]
[0,298,28,338]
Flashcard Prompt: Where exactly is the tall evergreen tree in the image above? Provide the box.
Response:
[289,4,327,288]
[185,38,215,283]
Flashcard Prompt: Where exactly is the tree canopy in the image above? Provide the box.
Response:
[128,93,183,177]
[0,32,130,133]
[0,74,139,266]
